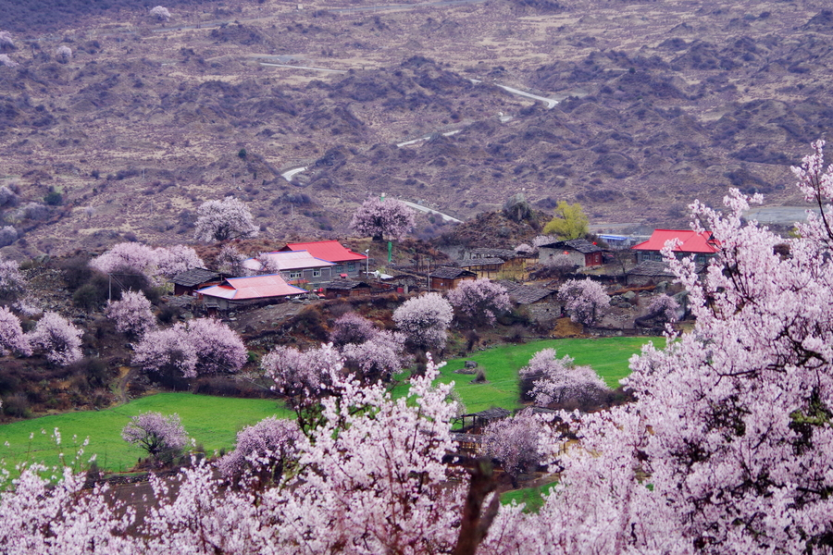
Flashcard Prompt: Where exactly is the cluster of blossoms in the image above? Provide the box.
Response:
[519,348,610,408]
[349,197,415,241]
[446,278,511,327]
[90,243,203,286]
[0,306,31,356]
[646,293,680,324]
[556,278,610,326]
[193,197,258,243]
[149,5,171,21]
[105,290,155,337]
[27,312,83,367]
[392,292,454,352]
[132,317,246,378]
[122,412,188,458]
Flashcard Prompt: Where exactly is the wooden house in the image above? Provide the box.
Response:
[538,239,604,268]
[321,279,372,299]
[458,247,531,280]
[170,268,222,296]
[456,408,511,434]
[457,257,506,280]
[429,266,477,291]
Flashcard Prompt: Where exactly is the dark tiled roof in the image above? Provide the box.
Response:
[497,280,556,304]
[323,279,371,290]
[626,261,676,278]
[430,266,476,280]
[458,257,505,267]
[541,239,603,254]
[471,247,517,259]
[170,268,221,287]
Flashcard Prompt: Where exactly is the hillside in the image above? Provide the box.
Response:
[0,0,832,258]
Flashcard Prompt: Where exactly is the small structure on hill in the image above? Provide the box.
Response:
[429,266,477,291]
[457,247,532,280]
[497,280,560,326]
[170,268,222,296]
[321,279,372,299]
[279,240,367,278]
[196,274,306,310]
[538,239,605,268]
[456,407,511,433]
[632,229,719,264]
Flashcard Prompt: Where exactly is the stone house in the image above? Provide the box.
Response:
[538,239,604,268]
[429,266,477,291]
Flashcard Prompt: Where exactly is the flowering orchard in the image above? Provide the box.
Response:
[122,412,188,459]
[105,290,156,337]
[7,142,833,553]
[27,312,83,367]
[518,348,610,408]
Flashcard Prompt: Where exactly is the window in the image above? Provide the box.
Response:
[288,271,301,280]
[348,262,357,272]
[313,269,321,278]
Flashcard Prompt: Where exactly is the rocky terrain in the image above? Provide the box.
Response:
[0,0,831,258]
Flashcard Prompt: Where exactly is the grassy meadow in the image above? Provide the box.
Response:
[0,394,291,475]
[408,336,656,414]
[0,336,655,475]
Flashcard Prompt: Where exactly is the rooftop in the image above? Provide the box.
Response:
[540,239,604,254]
[197,274,306,300]
[243,250,335,272]
[430,266,477,280]
[280,240,368,263]
[170,268,221,287]
[632,229,720,254]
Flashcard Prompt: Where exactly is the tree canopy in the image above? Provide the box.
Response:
[542,201,589,239]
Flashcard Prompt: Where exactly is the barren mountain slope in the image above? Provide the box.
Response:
[0,0,831,257]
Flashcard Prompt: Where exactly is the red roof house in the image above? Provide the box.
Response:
[197,274,307,309]
[279,241,368,277]
[632,230,720,264]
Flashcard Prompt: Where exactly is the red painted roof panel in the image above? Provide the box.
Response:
[632,230,720,254]
[280,241,368,263]
[197,274,306,300]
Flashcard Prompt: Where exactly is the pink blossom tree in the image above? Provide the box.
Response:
[0,254,26,303]
[0,31,14,50]
[341,330,411,384]
[217,417,300,483]
[89,242,158,285]
[0,306,31,356]
[328,311,378,347]
[214,243,247,276]
[518,348,609,408]
[482,411,544,483]
[27,312,83,366]
[194,197,258,243]
[55,45,71,62]
[105,290,156,337]
[557,278,610,326]
[349,197,415,241]
[646,293,680,324]
[447,278,511,327]
[132,325,197,379]
[0,54,18,68]
[185,317,247,374]
[149,5,171,21]
[122,411,188,459]
[393,292,454,353]
[154,245,204,279]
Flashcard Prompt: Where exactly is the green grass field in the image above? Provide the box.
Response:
[0,336,655,475]
[0,394,292,475]
[411,336,656,414]
[500,481,559,512]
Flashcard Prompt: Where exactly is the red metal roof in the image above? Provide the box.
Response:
[632,229,720,254]
[197,274,306,300]
[280,241,368,263]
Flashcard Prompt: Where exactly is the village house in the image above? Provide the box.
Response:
[456,247,532,280]
[321,279,373,299]
[278,240,368,278]
[538,239,605,268]
[170,268,223,296]
[429,266,477,291]
[497,280,560,326]
[243,250,335,286]
[196,274,307,310]
[631,229,719,264]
